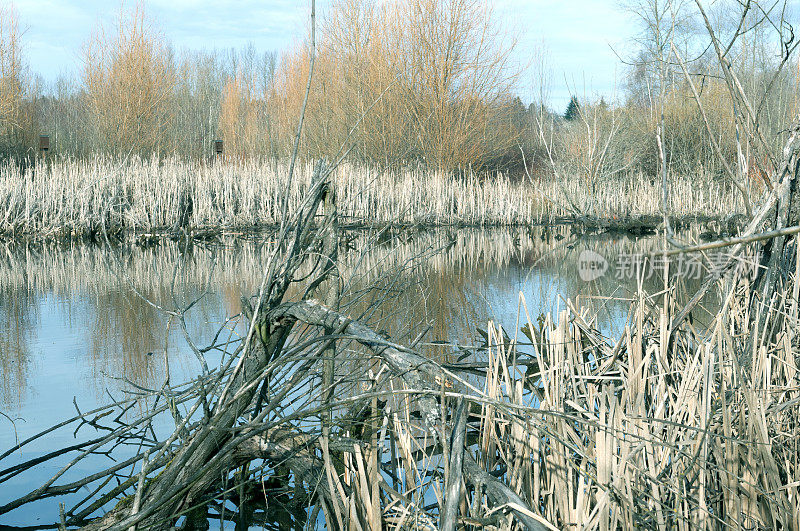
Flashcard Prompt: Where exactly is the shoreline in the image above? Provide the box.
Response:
[0,213,745,244]
[0,158,746,240]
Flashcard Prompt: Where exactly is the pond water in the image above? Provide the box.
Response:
[0,225,718,527]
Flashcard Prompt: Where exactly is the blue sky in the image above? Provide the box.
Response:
[11,1,637,110]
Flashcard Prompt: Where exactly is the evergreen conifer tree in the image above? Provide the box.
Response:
[564,96,580,121]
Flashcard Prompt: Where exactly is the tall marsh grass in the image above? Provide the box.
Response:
[0,157,743,236]
[411,274,800,529]
[296,240,798,529]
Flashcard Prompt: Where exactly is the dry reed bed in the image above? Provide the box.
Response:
[319,247,799,529]
[466,285,795,528]
[0,173,792,529]
[0,158,742,236]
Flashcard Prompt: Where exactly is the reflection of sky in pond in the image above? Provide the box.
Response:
[0,226,714,526]
[481,260,630,342]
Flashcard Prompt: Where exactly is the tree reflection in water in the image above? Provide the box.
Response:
[0,286,36,411]
[0,226,715,412]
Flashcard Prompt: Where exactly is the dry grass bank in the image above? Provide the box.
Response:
[0,157,742,237]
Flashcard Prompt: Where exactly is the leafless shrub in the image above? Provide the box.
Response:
[270,0,521,171]
[0,5,36,158]
[82,2,176,156]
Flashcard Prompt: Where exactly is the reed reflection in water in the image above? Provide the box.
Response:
[0,226,713,415]
[0,288,36,411]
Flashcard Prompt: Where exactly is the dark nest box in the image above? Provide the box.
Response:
[39,135,50,154]
[214,139,223,156]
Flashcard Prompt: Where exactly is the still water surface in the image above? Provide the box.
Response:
[0,226,711,526]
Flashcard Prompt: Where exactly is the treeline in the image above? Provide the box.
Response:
[0,0,524,171]
[0,0,798,179]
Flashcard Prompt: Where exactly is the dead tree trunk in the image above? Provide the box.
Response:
[753,119,800,315]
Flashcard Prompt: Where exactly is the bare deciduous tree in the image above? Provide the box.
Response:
[82,2,176,157]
